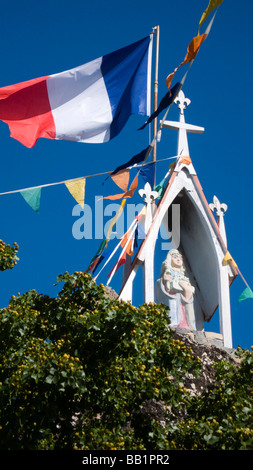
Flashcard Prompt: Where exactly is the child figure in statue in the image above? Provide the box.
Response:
[155,249,196,330]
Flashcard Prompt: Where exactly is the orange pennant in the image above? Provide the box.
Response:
[166,33,207,89]
[104,174,138,200]
[180,155,192,165]
[184,34,207,63]
[120,230,135,256]
[110,168,130,192]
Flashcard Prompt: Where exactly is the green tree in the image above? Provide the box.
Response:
[0,271,202,450]
[0,269,252,450]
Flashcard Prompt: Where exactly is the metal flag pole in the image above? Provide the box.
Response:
[152,25,160,187]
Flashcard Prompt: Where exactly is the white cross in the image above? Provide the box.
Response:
[161,90,204,157]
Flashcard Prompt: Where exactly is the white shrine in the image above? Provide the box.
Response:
[119,90,237,348]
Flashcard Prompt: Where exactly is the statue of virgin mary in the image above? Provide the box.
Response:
[155,249,196,330]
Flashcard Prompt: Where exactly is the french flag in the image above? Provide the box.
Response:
[0,36,152,148]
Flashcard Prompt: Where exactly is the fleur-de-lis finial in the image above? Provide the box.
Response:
[138,182,158,204]
[138,183,158,234]
[209,195,228,217]
[174,90,191,115]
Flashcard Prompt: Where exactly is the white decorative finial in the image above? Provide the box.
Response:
[138,182,158,204]
[138,182,158,234]
[174,90,191,115]
[209,196,228,246]
[209,195,228,217]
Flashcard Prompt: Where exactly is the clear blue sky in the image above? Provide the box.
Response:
[0,0,252,349]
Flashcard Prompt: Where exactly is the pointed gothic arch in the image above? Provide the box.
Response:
[119,164,237,346]
[119,90,237,347]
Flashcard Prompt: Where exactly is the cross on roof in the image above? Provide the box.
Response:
[161,90,205,158]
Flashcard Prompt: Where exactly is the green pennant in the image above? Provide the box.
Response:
[154,176,166,200]
[238,287,253,303]
[86,239,108,272]
[20,188,41,213]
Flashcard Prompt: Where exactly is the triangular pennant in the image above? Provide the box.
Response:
[92,249,114,274]
[85,239,108,273]
[238,287,253,304]
[198,0,223,31]
[136,221,146,240]
[110,169,130,191]
[134,205,147,221]
[133,224,144,255]
[104,174,139,201]
[139,163,155,188]
[169,161,177,174]
[110,147,149,175]
[223,251,238,270]
[105,199,126,241]
[20,187,42,213]
[107,251,127,278]
[154,173,169,200]
[120,224,138,257]
[138,82,182,130]
[65,177,86,208]
[180,155,192,165]
[166,33,207,89]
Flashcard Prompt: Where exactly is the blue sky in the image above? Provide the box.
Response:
[0,0,252,350]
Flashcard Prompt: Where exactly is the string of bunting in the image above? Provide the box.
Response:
[84,91,184,276]
[164,0,253,302]
[91,206,147,284]
[0,155,177,213]
[166,0,223,90]
[84,157,173,276]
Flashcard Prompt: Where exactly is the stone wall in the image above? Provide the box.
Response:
[171,327,241,396]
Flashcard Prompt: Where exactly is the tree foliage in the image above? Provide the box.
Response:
[0,239,19,271]
[0,269,252,450]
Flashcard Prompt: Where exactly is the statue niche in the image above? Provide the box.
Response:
[155,249,196,330]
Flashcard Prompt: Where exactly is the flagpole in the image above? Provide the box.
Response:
[152,25,160,187]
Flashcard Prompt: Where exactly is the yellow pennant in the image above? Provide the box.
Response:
[199,0,224,31]
[106,199,126,242]
[222,251,238,270]
[65,177,86,208]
